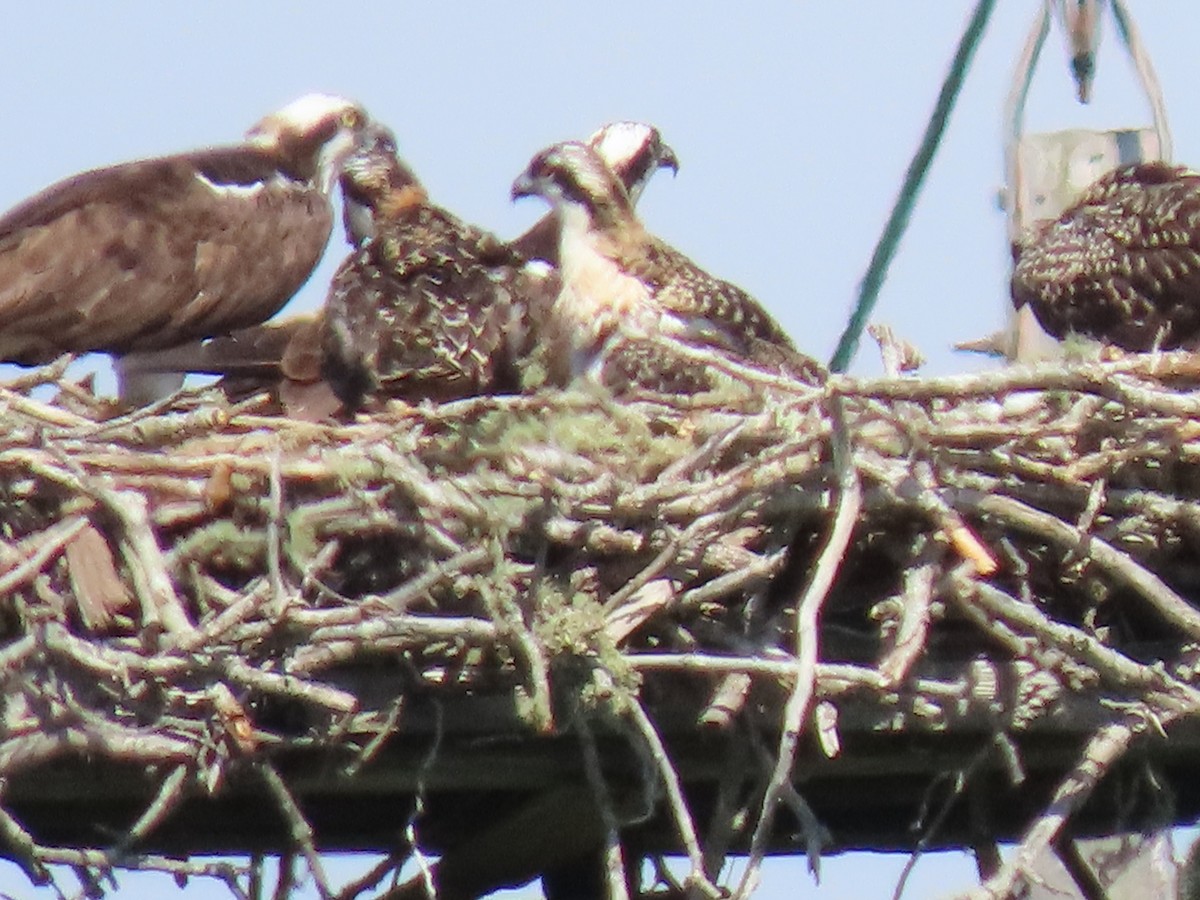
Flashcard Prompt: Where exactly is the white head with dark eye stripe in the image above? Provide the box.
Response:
[511,141,634,235]
[246,93,371,192]
[587,122,679,205]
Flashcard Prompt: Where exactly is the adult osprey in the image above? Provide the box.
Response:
[1011,161,1200,351]
[319,122,533,411]
[0,93,372,401]
[510,141,821,393]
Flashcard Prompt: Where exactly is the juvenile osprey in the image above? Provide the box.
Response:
[510,141,820,392]
[1012,162,1200,351]
[511,121,679,264]
[319,122,532,411]
[122,121,683,410]
[0,93,371,400]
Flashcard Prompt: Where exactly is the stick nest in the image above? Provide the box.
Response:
[5,348,1200,899]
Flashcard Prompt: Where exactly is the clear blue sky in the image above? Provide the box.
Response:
[0,3,1193,897]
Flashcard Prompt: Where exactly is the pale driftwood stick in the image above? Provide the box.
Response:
[477,548,554,733]
[110,490,196,638]
[266,440,288,612]
[0,515,87,597]
[258,761,332,900]
[0,635,38,678]
[839,350,1200,405]
[676,546,787,611]
[2,353,74,392]
[286,614,499,673]
[606,579,677,646]
[0,391,89,430]
[735,396,861,900]
[602,536,681,614]
[176,581,273,652]
[36,846,249,898]
[371,544,493,613]
[876,546,939,687]
[641,333,826,399]
[0,727,193,777]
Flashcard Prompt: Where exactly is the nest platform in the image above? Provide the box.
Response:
[4,351,1200,898]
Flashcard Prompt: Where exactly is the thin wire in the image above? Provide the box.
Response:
[828,0,999,374]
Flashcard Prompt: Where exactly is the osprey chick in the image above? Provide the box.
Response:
[1012,161,1200,351]
[510,140,819,392]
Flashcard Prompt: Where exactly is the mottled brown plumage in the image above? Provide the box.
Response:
[0,94,370,369]
[510,141,821,392]
[121,121,682,411]
[1012,161,1200,351]
[320,123,532,410]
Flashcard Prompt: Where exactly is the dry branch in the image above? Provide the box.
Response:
[2,351,1200,896]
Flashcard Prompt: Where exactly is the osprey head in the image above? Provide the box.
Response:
[247,93,371,193]
[511,141,632,227]
[587,122,679,204]
[338,121,426,245]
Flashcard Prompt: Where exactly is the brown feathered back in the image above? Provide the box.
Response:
[320,124,531,411]
[1012,161,1200,351]
[0,94,370,365]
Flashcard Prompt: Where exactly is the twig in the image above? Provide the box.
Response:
[0,516,88,597]
[107,764,190,858]
[960,492,1200,640]
[621,688,722,899]
[576,713,631,900]
[258,762,332,900]
[266,440,288,614]
[959,718,1154,899]
[734,396,861,900]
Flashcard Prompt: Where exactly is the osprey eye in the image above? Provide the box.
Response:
[341,108,364,130]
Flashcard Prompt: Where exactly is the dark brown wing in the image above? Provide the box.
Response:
[118,312,323,381]
[0,147,331,363]
[321,204,527,409]
[1012,162,1200,350]
[624,237,800,366]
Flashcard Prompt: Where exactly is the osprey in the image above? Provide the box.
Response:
[511,121,680,264]
[319,122,533,411]
[120,121,684,411]
[1012,161,1200,351]
[510,141,821,393]
[0,93,372,401]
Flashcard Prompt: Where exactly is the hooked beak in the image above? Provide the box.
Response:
[659,144,680,177]
[510,171,539,202]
